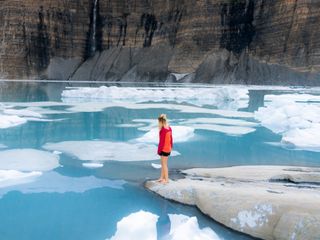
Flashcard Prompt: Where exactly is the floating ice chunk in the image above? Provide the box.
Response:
[0,170,42,188]
[82,162,104,169]
[0,114,27,128]
[43,141,179,162]
[168,214,220,240]
[137,126,195,143]
[181,117,258,127]
[53,151,62,155]
[187,124,256,135]
[3,108,42,118]
[108,210,159,240]
[151,163,161,169]
[255,100,320,151]
[265,93,320,103]
[0,149,60,171]
[0,171,124,197]
[282,125,320,152]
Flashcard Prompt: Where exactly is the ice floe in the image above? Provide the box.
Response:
[181,117,257,127]
[62,86,249,109]
[168,214,220,240]
[3,108,42,118]
[255,99,320,151]
[137,126,195,143]
[0,149,60,171]
[0,114,27,128]
[186,124,256,135]
[0,171,124,197]
[108,211,220,240]
[0,170,42,188]
[43,141,179,162]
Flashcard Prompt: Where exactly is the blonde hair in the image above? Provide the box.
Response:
[158,114,167,124]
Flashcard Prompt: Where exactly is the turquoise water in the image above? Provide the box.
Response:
[0,81,319,240]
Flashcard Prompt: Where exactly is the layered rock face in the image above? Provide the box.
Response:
[0,0,319,84]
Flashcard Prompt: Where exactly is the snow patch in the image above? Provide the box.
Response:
[0,149,60,171]
[43,141,179,162]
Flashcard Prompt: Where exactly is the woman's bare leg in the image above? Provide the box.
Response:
[161,156,169,183]
[157,157,165,182]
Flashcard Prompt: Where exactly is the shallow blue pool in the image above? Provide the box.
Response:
[0,81,319,240]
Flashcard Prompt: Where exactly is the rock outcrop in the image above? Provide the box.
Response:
[0,0,320,84]
[145,166,320,240]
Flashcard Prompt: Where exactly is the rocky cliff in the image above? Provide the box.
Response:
[0,0,319,84]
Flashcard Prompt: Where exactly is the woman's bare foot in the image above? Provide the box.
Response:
[160,179,169,184]
[157,178,164,182]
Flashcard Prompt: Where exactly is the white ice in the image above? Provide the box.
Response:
[137,126,195,143]
[82,162,104,169]
[168,214,221,240]
[255,99,320,151]
[0,170,42,188]
[108,211,220,240]
[108,210,159,240]
[265,93,320,103]
[43,141,179,162]
[0,149,60,171]
[186,124,256,135]
[3,108,42,118]
[181,117,257,127]
[0,171,125,197]
[151,163,161,169]
[0,114,27,128]
[62,86,249,109]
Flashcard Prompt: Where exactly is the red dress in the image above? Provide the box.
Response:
[158,126,173,155]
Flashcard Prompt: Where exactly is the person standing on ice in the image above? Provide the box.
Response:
[157,114,173,184]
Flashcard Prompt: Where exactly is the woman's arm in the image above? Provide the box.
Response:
[158,128,165,154]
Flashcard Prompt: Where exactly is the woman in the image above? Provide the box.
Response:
[157,114,173,184]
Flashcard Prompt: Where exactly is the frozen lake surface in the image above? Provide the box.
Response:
[0,81,320,240]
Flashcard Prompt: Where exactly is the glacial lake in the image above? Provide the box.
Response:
[0,81,319,240]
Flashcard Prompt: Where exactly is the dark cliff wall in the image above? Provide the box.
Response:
[0,0,319,84]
